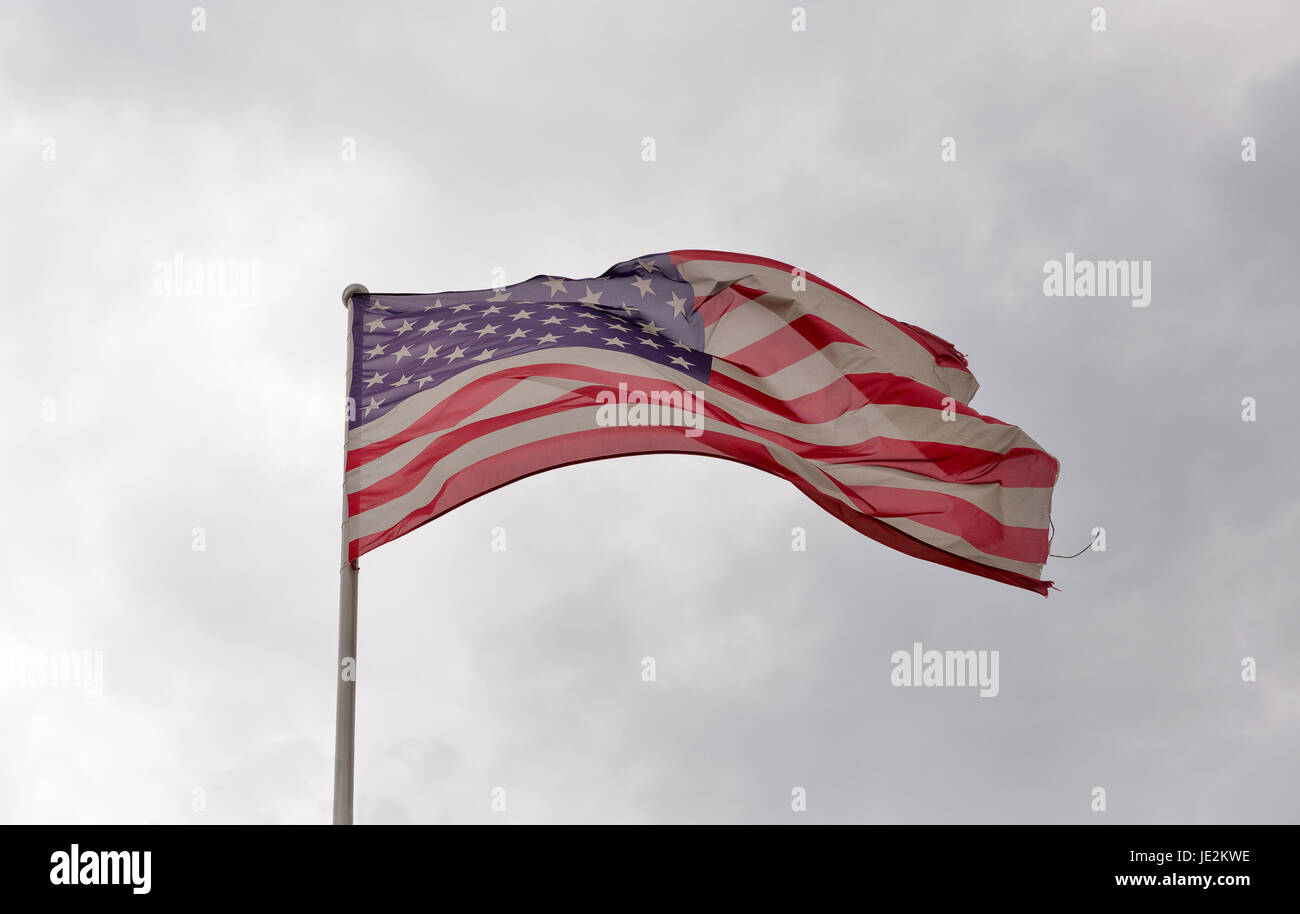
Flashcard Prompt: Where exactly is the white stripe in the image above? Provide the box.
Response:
[703,291,790,355]
[714,339,899,387]
[757,445,1037,577]
[349,344,1041,484]
[348,346,700,447]
[711,347,1043,450]
[350,385,1048,533]
[350,374,1051,528]
[352,405,631,539]
[348,355,1042,499]
[877,516,1044,578]
[349,407,1046,577]
[821,463,1052,530]
[677,257,979,404]
[348,376,589,492]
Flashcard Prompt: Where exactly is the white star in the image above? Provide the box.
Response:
[451,302,476,313]
[506,328,529,341]
[666,292,688,318]
[422,298,444,311]
[421,318,444,332]
[392,344,413,363]
[418,345,442,364]
[365,371,388,387]
[603,337,629,348]
[392,319,415,335]
[364,316,387,332]
[671,339,691,350]
[472,348,497,361]
[509,308,534,321]
[475,323,499,337]
[540,315,564,325]
[364,342,387,358]
[363,397,383,416]
[579,286,603,305]
[668,355,692,369]
[487,289,511,302]
[537,333,560,344]
[481,304,503,316]
[444,346,466,363]
[571,324,596,334]
[636,257,658,274]
[639,320,664,335]
[639,337,662,349]
[543,277,567,297]
[544,302,568,310]
[605,321,626,331]
[631,276,654,298]
[447,322,469,334]
[393,373,412,387]
[416,376,435,389]
[370,299,392,312]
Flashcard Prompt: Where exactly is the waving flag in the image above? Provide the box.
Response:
[342,251,1059,594]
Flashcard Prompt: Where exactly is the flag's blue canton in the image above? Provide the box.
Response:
[348,253,711,429]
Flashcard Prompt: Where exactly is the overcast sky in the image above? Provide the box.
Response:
[2,0,1297,823]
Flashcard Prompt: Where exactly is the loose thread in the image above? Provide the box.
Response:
[1048,518,1100,559]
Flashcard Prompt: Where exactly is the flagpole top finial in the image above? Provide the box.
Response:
[341,283,369,308]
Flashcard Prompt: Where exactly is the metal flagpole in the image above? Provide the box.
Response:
[334,282,368,824]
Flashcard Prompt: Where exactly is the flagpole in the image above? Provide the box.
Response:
[334,282,367,824]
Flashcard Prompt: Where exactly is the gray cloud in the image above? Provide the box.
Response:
[1,0,1296,823]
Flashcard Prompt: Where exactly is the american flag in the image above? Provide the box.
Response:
[342,250,1059,594]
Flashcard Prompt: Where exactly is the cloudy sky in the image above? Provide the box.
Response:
[2,0,1297,823]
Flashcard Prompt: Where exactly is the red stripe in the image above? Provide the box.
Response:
[706,371,1056,486]
[718,356,1016,428]
[838,372,1015,425]
[835,485,1047,564]
[695,283,765,327]
[350,356,1026,473]
[349,386,591,517]
[670,250,972,373]
[347,373,529,471]
[351,363,706,470]
[349,424,1050,595]
[350,365,1055,518]
[349,383,1053,561]
[721,311,867,373]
